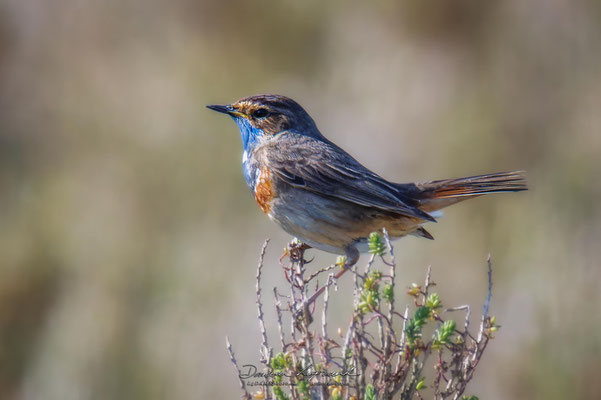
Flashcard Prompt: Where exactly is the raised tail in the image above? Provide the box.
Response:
[412,171,527,212]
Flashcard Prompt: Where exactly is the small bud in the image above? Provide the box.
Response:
[407,283,421,297]
[426,293,441,310]
[329,386,341,398]
[383,284,394,303]
[414,306,431,323]
[368,232,386,256]
[298,380,310,395]
[416,377,426,390]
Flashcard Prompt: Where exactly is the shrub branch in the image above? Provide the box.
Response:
[227,234,500,400]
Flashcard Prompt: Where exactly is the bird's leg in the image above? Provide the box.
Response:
[294,246,359,322]
[289,241,313,264]
[280,240,312,265]
[280,241,312,284]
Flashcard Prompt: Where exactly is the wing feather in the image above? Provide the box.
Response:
[261,133,435,222]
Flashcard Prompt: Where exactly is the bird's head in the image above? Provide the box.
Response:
[207,94,324,151]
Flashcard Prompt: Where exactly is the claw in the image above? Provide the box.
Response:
[287,240,312,264]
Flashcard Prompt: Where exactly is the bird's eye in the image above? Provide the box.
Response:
[252,109,269,119]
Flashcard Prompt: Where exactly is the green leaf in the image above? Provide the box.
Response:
[364,384,377,400]
[382,284,394,303]
[441,320,456,336]
[271,352,288,371]
[425,293,441,310]
[414,306,431,324]
[363,271,382,290]
[368,232,386,256]
[273,386,290,400]
[297,380,310,397]
[415,376,426,390]
[405,318,422,344]
[433,320,456,349]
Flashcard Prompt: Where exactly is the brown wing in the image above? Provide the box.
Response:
[262,132,436,222]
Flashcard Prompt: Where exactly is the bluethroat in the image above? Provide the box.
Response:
[208,95,527,268]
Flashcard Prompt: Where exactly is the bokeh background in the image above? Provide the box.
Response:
[1,0,600,399]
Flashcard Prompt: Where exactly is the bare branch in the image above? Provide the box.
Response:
[382,228,396,322]
[226,336,252,400]
[306,263,338,282]
[273,287,286,350]
[256,239,271,365]
[445,305,471,334]
[480,254,494,340]
[321,273,334,365]
[364,253,376,274]
[228,237,498,400]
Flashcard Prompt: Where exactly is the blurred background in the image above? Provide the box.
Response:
[1,0,600,399]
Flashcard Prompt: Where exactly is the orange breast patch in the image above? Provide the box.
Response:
[254,167,275,214]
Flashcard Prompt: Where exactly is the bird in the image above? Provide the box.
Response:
[207,94,527,268]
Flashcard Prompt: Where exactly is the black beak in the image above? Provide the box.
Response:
[206,104,233,114]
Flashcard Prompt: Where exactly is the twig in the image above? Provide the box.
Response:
[395,305,410,376]
[425,265,432,292]
[298,265,351,313]
[306,263,338,282]
[273,287,286,350]
[364,253,376,274]
[475,255,494,357]
[382,228,396,322]
[381,228,396,398]
[226,336,252,400]
[445,305,471,334]
[228,238,498,400]
[322,273,334,365]
[256,239,271,365]
[341,317,357,399]
[480,254,493,338]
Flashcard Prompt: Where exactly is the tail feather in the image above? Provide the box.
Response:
[415,171,527,212]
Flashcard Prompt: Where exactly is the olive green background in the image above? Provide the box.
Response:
[1,1,600,399]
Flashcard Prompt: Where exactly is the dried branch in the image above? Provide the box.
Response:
[227,236,499,400]
[226,336,252,400]
[479,254,493,342]
[256,239,272,366]
[321,273,335,365]
[273,288,286,350]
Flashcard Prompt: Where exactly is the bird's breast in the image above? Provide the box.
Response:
[242,160,255,189]
[253,166,276,216]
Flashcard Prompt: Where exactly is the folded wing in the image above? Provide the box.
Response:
[263,133,436,222]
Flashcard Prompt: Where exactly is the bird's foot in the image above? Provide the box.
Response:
[281,239,312,265]
[289,241,312,264]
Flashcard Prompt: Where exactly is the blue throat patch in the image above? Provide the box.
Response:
[234,117,263,151]
[233,117,264,189]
